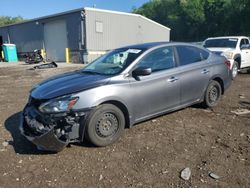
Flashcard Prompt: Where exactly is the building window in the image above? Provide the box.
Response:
[95,21,103,33]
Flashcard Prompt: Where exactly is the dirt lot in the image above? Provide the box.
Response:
[0,62,249,188]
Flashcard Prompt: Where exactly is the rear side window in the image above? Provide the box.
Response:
[137,46,175,72]
[176,46,209,66]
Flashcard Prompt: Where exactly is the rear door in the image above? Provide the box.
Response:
[129,46,181,121]
[175,45,211,105]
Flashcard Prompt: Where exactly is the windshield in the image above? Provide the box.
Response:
[204,38,238,48]
[82,48,145,75]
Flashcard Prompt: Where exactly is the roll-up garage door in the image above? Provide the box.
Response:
[44,20,67,62]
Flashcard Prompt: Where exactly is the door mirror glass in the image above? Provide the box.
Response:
[132,67,152,76]
[241,44,250,50]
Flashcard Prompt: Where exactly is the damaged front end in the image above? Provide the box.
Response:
[20,97,87,152]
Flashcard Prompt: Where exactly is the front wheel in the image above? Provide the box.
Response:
[232,61,239,79]
[85,104,125,147]
[202,80,222,108]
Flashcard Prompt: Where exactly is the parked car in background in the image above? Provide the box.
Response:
[20,42,232,152]
[190,41,203,46]
[203,36,250,78]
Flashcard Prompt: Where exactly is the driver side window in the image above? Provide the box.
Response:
[240,39,250,49]
[137,47,175,72]
[240,39,249,46]
[240,39,245,47]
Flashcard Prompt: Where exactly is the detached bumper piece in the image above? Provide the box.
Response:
[20,118,68,152]
[20,105,85,152]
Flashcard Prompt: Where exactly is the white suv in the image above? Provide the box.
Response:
[203,36,250,78]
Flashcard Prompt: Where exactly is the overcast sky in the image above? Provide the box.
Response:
[0,0,149,19]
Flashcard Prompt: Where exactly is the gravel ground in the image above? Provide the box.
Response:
[0,62,249,188]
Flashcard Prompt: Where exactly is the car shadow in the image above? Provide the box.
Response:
[4,112,56,155]
[239,69,250,74]
[72,141,94,148]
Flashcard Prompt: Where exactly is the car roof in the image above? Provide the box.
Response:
[117,41,205,50]
[205,36,248,40]
[118,42,168,50]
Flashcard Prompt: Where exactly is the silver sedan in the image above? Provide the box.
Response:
[20,42,232,152]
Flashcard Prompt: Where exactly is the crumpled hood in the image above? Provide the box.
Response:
[207,47,234,54]
[31,71,111,99]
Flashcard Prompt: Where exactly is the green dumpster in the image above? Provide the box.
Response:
[2,44,18,62]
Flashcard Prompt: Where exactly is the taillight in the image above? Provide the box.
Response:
[224,60,231,69]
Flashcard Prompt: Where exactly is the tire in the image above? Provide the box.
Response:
[232,61,239,79]
[202,80,222,108]
[85,104,125,147]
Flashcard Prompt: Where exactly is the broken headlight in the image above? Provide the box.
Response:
[39,96,79,113]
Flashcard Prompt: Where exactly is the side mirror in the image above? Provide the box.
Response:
[241,44,250,50]
[132,67,152,76]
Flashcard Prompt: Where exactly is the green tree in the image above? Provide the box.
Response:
[0,16,25,27]
[133,0,250,41]
[227,0,250,35]
[134,0,206,41]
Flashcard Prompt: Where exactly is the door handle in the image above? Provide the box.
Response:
[202,69,210,74]
[167,76,178,82]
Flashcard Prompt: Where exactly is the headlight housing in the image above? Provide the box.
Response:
[39,96,79,113]
[222,52,234,59]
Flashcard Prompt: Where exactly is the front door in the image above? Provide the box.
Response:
[240,39,250,68]
[241,49,250,68]
[129,46,180,121]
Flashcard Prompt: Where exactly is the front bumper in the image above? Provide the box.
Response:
[20,115,68,152]
[20,105,86,152]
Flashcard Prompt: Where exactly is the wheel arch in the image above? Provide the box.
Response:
[100,100,131,128]
[234,54,241,68]
[211,77,224,95]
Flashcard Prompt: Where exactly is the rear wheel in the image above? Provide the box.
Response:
[85,104,125,147]
[232,61,239,79]
[202,80,222,108]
